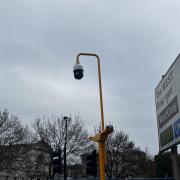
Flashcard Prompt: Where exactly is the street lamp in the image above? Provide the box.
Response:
[63,116,70,180]
[73,53,113,180]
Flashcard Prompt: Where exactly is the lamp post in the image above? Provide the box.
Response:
[63,116,70,180]
[73,53,112,180]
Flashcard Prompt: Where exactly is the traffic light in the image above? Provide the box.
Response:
[52,149,62,175]
[86,150,97,177]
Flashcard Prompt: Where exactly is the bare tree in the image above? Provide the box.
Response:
[106,130,155,179]
[0,109,30,170]
[32,115,94,163]
[106,130,134,179]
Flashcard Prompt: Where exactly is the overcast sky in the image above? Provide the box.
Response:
[0,0,180,155]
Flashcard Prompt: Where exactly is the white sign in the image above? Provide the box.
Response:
[155,53,180,152]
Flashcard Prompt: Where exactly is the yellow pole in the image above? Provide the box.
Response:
[99,142,106,180]
[76,53,106,180]
[96,55,107,180]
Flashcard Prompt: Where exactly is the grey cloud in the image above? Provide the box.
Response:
[0,0,180,154]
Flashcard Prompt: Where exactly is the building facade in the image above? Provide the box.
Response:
[0,140,51,180]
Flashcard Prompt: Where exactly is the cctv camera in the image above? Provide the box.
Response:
[73,63,84,80]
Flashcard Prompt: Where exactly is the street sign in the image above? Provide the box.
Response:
[174,118,180,138]
[155,53,180,152]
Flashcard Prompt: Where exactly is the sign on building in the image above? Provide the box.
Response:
[155,53,180,152]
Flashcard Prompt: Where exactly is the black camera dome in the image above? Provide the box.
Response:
[73,64,84,80]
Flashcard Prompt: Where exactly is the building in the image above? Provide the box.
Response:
[0,140,51,180]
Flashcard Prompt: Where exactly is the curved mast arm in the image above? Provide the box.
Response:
[76,53,105,131]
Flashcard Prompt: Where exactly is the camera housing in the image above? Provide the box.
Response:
[73,64,84,80]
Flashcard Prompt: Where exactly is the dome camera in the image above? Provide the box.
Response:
[73,63,84,80]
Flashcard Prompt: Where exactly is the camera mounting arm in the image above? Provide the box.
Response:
[73,52,108,180]
[75,53,104,130]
